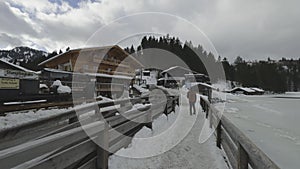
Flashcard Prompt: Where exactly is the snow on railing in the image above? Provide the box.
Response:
[0,95,179,169]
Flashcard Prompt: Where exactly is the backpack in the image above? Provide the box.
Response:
[187,91,196,102]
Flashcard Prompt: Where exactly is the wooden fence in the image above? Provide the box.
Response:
[0,94,179,169]
[200,96,280,169]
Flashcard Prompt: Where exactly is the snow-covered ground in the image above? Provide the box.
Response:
[214,92,300,169]
[0,96,114,130]
[109,90,228,169]
[0,108,69,129]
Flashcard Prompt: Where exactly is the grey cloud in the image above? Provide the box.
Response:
[0,33,22,48]
[1,0,300,61]
[0,2,37,36]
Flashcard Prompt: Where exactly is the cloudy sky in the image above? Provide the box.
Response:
[0,0,299,61]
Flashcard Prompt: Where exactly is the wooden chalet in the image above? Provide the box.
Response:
[38,45,143,98]
[38,45,143,75]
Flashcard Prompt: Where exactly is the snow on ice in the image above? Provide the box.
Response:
[214,92,300,169]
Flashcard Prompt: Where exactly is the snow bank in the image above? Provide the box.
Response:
[50,80,71,94]
[57,85,71,94]
[0,108,68,129]
[39,84,48,89]
[285,92,300,96]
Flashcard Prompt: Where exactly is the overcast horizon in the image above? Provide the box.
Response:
[1,0,300,62]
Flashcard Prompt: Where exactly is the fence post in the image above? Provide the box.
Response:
[238,143,249,169]
[68,116,78,124]
[145,109,153,130]
[216,122,222,149]
[209,109,213,128]
[94,104,104,120]
[205,104,209,118]
[96,122,109,169]
[172,99,176,113]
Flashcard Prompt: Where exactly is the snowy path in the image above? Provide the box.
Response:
[109,91,228,169]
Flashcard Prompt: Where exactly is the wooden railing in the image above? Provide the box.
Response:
[0,94,179,169]
[200,96,280,169]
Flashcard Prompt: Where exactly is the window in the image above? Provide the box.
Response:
[143,71,150,76]
[63,62,71,71]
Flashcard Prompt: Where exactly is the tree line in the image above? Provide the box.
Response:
[125,35,300,93]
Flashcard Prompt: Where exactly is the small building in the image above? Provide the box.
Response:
[230,87,256,95]
[0,59,39,102]
[160,66,194,87]
[251,87,265,95]
[135,68,161,88]
[229,87,265,95]
[161,66,209,88]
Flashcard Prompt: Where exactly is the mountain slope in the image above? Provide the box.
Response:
[0,46,49,70]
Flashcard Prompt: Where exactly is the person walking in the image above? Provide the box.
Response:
[187,88,196,115]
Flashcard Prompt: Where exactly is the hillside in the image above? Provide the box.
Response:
[0,47,51,71]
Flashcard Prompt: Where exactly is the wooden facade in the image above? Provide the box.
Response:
[38,46,143,98]
[38,45,143,76]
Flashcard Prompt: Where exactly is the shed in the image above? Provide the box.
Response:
[230,87,256,95]
[251,87,265,95]
[0,59,39,102]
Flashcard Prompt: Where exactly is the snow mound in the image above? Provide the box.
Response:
[51,80,62,87]
[57,85,71,94]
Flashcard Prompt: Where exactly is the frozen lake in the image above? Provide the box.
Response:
[215,93,300,169]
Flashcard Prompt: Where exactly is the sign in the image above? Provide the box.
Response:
[0,78,20,89]
[0,69,38,79]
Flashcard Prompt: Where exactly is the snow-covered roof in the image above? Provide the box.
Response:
[44,68,133,80]
[38,45,144,67]
[161,66,197,74]
[0,59,37,73]
[38,46,112,66]
[157,77,185,81]
[251,87,264,92]
[190,82,217,90]
[43,68,83,75]
[184,73,206,77]
[85,72,133,80]
[231,87,255,93]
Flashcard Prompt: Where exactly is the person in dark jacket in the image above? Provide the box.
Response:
[187,88,197,115]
